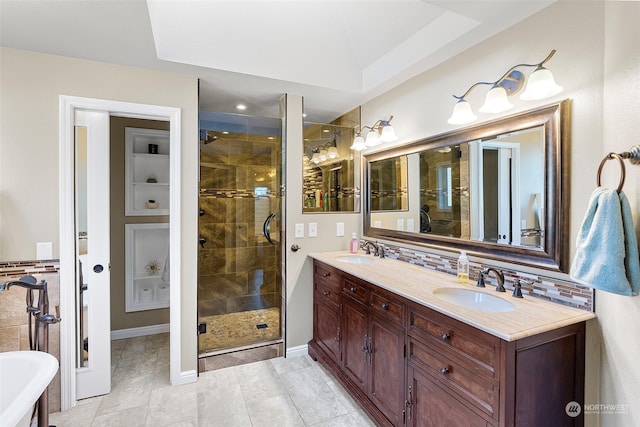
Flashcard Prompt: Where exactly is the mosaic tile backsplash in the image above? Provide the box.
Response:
[370,242,594,312]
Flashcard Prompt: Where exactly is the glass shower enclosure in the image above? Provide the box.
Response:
[198,112,283,359]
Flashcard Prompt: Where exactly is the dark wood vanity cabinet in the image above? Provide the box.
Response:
[309,260,586,427]
[312,262,342,363]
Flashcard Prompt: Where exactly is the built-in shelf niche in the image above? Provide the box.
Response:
[125,223,170,312]
[125,127,170,216]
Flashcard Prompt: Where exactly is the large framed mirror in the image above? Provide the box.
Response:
[364,100,570,272]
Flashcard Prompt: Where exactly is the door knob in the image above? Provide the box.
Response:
[93,264,103,273]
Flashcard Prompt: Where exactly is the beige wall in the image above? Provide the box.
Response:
[0,48,199,373]
[283,95,361,348]
[361,1,638,425]
[598,2,640,426]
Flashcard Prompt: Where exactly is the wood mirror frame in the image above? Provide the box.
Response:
[363,100,571,272]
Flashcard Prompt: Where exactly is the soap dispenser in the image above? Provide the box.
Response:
[350,233,359,253]
[457,251,469,283]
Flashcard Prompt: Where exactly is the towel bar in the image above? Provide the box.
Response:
[596,144,640,192]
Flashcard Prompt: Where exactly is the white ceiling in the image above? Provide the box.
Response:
[0,0,553,123]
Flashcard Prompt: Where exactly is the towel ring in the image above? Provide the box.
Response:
[597,152,625,193]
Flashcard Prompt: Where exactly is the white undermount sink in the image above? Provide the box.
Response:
[335,255,375,264]
[433,287,515,312]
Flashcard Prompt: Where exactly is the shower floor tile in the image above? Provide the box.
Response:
[49,333,375,426]
[198,306,281,352]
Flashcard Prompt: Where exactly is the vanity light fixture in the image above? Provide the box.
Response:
[351,115,398,151]
[448,50,563,125]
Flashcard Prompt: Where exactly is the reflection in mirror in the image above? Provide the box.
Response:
[364,100,570,272]
[415,127,544,248]
[370,156,408,212]
[303,110,361,213]
[75,126,89,368]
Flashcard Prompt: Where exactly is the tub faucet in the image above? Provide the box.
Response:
[1,275,61,427]
[477,268,506,292]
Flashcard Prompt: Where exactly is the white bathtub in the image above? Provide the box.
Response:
[0,351,58,427]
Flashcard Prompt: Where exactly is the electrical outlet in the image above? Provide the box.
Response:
[336,222,344,236]
[397,219,405,231]
[308,223,318,237]
[295,223,304,238]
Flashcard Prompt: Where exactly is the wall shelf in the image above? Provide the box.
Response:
[125,128,170,216]
[125,223,170,312]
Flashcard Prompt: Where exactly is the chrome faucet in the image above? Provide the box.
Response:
[477,268,506,292]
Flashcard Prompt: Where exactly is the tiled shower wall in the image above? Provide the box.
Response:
[374,243,594,311]
[198,131,281,319]
[0,260,61,412]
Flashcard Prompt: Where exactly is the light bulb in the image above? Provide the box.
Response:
[479,86,513,114]
[365,130,380,147]
[447,100,478,125]
[350,135,366,151]
[520,67,563,100]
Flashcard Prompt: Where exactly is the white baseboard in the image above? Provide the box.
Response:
[172,369,197,386]
[111,323,170,340]
[286,344,308,358]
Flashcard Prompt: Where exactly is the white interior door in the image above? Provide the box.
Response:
[75,110,111,399]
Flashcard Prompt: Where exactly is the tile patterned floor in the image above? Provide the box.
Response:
[49,334,375,426]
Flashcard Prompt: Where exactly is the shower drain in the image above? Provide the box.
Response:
[256,323,269,329]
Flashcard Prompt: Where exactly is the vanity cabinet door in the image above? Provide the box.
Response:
[313,297,341,363]
[369,316,405,426]
[407,365,492,427]
[341,297,369,392]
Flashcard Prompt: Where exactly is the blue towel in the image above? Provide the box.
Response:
[570,187,640,296]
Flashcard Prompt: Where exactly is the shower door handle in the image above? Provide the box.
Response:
[263,213,277,245]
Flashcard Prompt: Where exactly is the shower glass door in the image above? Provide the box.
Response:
[198,112,283,355]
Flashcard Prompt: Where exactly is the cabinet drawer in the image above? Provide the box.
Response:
[370,289,404,327]
[409,305,500,379]
[409,338,499,419]
[314,261,341,287]
[314,279,341,307]
[342,276,369,304]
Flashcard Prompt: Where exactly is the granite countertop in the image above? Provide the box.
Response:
[309,251,596,342]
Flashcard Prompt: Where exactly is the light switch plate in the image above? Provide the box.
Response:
[397,219,405,231]
[336,222,344,236]
[308,223,318,237]
[295,223,304,238]
[36,242,53,260]
[407,218,415,232]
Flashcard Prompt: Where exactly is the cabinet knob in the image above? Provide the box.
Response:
[350,287,357,293]
[322,291,329,296]
[440,367,450,375]
[323,272,330,277]
[441,333,451,341]
[381,303,390,310]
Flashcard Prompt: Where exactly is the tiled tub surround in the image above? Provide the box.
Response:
[0,260,61,413]
[370,242,594,312]
[311,251,595,341]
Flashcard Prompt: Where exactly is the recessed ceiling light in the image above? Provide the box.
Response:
[322,129,330,133]
[236,104,247,111]
[268,136,274,140]
[222,131,229,135]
